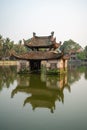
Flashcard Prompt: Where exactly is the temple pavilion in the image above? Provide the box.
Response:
[13,32,69,74]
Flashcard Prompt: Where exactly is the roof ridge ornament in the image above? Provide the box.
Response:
[51,31,54,37]
[33,32,36,37]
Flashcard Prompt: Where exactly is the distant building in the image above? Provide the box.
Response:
[69,48,83,61]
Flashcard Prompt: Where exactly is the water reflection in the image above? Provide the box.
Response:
[0,65,87,113]
[0,66,17,91]
[68,65,87,84]
[11,74,70,113]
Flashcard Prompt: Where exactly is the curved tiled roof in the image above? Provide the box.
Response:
[12,51,63,60]
[12,32,70,61]
[24,35,54,48]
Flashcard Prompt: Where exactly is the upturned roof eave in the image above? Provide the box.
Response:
[12,52,63,61]
[24,43,53,48]
[13,56,62,61]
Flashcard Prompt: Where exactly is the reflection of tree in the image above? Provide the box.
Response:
[67,65,87,85]
[11,74,70,113]
[84,66,87,79]
[0,66,17,91]
[67,65,86,85]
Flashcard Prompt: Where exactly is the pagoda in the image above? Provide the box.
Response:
[13,32,69,74]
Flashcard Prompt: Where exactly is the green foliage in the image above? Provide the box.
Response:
[61,39,82,53]
[14,43,28,54]
[77,45,87,60]
[46,68,67,75]
[77,51,86,60]
[60,39,87,60]
[0,35,29,59]
[84,46,87,58]
[46,69,59,75]
[0,34,87,61]
[0,35,4,52]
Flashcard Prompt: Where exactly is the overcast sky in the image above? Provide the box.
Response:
[0,0,87,47]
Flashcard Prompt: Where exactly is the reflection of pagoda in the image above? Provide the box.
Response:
[11,74,70,113]
[12,32,69,73]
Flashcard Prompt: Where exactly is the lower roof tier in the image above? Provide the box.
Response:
[12,51,69,60]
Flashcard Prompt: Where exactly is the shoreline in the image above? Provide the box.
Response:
[0,60,17,66]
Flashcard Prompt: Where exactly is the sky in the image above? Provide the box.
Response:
[0,0,87,48]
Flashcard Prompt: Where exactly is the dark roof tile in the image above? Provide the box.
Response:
[12,51,63,60]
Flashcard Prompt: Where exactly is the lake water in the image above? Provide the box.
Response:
[0,65,87,130]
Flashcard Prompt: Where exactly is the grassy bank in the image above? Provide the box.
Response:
[0,60,17,66]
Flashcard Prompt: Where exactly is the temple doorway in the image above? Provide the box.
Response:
[30,60,41,72]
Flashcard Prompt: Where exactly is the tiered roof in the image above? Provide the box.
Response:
[12,32,69,61]
[24,32,56,49]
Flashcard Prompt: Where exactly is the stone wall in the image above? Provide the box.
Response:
[41,59,68,74]
[17,60,29,73]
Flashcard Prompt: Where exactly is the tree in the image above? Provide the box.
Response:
[84,46,87,58]
[3,38,10,57]
[2,37,15,58]
[0,35,4,58]
[61,39,82,53]
[77,51,86,60]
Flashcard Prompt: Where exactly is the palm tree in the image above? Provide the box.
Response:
[3,37,14,59]
[0,35,4,58]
